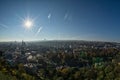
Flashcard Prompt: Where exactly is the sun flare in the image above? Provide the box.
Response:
[24,20,33,28]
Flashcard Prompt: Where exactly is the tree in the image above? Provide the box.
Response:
[84,69,97,80]
[74,71,82,80]
[104,65,113,74]
[97,71,105,80]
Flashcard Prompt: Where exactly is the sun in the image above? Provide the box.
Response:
[24,19,33,28]
[18,15,35,29]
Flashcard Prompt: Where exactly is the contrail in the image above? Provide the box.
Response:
[35,27,43,37]
[16,14,24,21]
[0,23,8,29]
[64,13,68,20]
[48,13,51,20]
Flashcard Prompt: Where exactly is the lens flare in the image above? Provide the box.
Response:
[24,19,33,28]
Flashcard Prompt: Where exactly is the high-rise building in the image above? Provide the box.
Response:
[21,40,26,55]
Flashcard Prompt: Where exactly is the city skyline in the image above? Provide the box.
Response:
[0,0,120,42]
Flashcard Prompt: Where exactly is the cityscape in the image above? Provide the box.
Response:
[0,0,120,80]
[0,40,120,80]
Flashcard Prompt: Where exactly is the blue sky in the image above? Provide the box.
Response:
[0,0,120,42]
